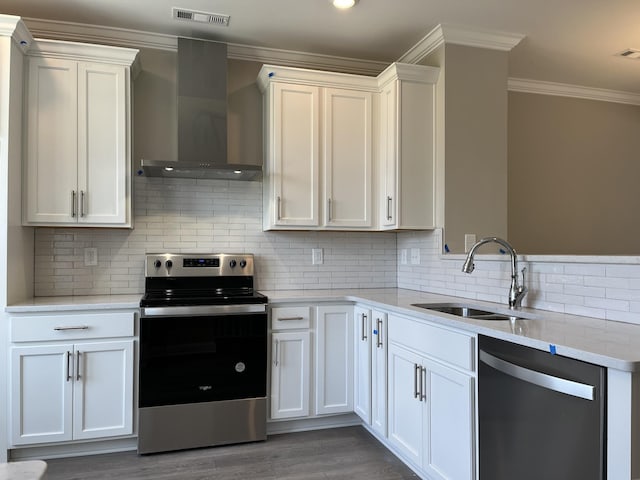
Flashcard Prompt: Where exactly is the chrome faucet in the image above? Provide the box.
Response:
[462,237,528,309]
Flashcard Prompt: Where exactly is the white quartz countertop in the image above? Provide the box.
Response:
[263,288,640,372]
[7,288,640,372]
[6,294,141,312]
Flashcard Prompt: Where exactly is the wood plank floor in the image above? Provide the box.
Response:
[44,427,419,480]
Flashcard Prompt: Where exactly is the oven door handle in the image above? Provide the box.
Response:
[141,303,267,317]
[479,350,595,401]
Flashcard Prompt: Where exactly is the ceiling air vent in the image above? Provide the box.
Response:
[172,7,230,27]
[617,48,640,59]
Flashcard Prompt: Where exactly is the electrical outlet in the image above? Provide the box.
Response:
[465,234,477,253]
[410,248,420,265]
[312,248,323,265]
[84,247,98,266]
[400,249,408,265]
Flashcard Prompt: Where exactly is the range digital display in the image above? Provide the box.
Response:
[183,258,220,267]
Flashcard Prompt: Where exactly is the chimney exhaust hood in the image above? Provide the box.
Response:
[141,38,262,181]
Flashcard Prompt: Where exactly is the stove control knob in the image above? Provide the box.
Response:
[165,260,173,269]
[239,260,247,268]
[229,259,237,268]
[154,260,162,269]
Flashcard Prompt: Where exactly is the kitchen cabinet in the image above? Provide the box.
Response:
[9,311,135,446]
[258,65,375,230]
[315,305,354,415]
[370,309,388,437]
[270,306,312,420]
[354,305,372,423]
[377,63,440,230]
[23,39,138,227]
[387,313,475,480]
[354,305,388,436]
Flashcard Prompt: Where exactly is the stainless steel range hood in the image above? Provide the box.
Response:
[141,38,262,181]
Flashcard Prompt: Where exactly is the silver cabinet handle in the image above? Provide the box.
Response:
[71,190,77,217]
[414,363,420,399]
[277,316,304,321]
[76,351,81,381]
[361,313,367,341]
[80,190,86,217]
[54,325,89,331]
[420,366,426,402]
[66,351,72,382]
[386,196,392,221]
[327,198,332,222]
[376,318,383,348]
[273,339,279,367]
[479,350,595,401]
[277,196,282,220]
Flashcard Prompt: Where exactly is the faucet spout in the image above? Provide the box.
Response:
[462,237,527,309]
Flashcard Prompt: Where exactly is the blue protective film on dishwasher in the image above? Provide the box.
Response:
[549,344,557,355]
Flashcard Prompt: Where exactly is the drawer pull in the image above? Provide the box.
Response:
[277,316,304,321]
[54,325,89,331]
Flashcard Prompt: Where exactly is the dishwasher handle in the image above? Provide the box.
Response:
[479,350,595,401]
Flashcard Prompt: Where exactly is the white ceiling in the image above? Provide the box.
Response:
[2,0,639,93]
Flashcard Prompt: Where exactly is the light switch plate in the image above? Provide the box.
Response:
[312,248,323,265]
[400,249,408,265]
[410,248,420,265]
[84,247,98,266]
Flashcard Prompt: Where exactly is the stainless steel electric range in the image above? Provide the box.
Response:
[138,253,268,454]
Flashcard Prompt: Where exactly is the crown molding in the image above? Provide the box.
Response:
[397,23,524,64]
[508,77,640,106]
[0,15,34,53]
[23,16,387,75]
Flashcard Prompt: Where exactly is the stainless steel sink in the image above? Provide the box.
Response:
[411,302,525,321]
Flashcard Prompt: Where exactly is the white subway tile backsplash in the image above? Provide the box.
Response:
[35,177,397,296]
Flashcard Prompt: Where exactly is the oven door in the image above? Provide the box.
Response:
[139,308,267,408]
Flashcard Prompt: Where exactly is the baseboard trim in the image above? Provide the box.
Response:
[9,437,137,461]
[267,413,361,435]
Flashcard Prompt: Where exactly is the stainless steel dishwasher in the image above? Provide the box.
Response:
[479,335,606,480]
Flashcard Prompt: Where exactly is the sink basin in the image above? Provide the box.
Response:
[411,302,525,321]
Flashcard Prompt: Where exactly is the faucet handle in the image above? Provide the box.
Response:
[520,266,527,286]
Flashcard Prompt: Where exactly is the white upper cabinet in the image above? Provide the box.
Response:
[23,40,138,227]
[377,63,440,230]
[258,63,439,231]
[258,65,376,231]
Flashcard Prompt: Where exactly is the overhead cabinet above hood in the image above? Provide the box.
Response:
[141,38,262,181]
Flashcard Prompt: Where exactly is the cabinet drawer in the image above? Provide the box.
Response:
[388,314,475,371]
[10,312,135,342]
[271,306,311,330]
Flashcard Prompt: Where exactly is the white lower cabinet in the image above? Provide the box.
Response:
[9,311,136,446]
[270,306,312,420]
[388,314,475,480]
[354,306,372,423]
[10,340,133,445]
[315,305,354,415]
[354,305,387,436]
[270,331,311,419]
[370,309,388,437]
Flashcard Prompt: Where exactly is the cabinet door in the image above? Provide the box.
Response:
[379,81,398,228]
[77,63,129,225]
[387,342,424,466]
[371,310,388,437]
[315,305,354,415]
[10,344,74,445]
[323,88,372,228]
[270,82,320,227]
[270,331,311,419]
[72,340,134,440]
[423,360,474,480]
[353,306,372,423]
[25,57,78,224]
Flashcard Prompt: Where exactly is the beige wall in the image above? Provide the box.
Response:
[442,44,509,253]
[508,92,640,255]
